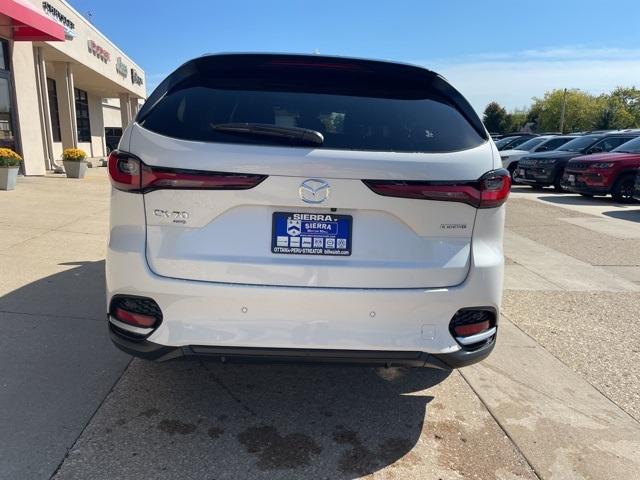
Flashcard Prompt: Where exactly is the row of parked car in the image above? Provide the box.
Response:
[494,130,640,202]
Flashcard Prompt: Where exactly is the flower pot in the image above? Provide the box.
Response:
[0,166,19,190]
[63,160,87,179]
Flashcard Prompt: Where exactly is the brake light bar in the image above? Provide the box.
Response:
[362,169,511,208]
[108,151,267,193]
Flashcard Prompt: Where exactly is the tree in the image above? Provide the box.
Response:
[593,94,635,130]
[532,89,598,133]
[610,87,640,126]
[505,109,528,133]
[482,102,509,134]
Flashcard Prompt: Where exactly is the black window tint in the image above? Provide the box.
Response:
[542,137,571,150]
[47,78,61,142]
[139,56,486,153]
[506,136,531,149]
[558,135,601,152]
[594,137,633,152]
[613,136,640,153]
[74,88,91,143]
[141,87,484,153]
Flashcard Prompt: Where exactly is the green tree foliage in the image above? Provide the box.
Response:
[482,102,509,133]
[610,87,640,125]
[593,94,635,130]
[505,109,528,133]
[493,87,640,134]
[533,89,598,133]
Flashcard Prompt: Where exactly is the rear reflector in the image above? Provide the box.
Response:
[453,320,490,337]
[109,296,163,337]
[449,309,497,347]
[363,169,511,208]
[113,307,156,328]
[108,151,267,193]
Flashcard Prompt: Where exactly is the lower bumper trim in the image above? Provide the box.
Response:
[109,326,495,369]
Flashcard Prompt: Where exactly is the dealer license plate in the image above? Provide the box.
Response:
[271,212,352,256]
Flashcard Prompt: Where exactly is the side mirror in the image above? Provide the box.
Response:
[537,146,549,152]
[587,147,603,154]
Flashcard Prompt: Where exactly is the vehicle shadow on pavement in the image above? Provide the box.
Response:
[0,260,131,480]
[536,194,623,206]
[603,209,640,223]
[0,260,107,320]
[56,358,451,479]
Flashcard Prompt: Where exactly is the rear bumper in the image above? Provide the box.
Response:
[109,325,496,369]
[106,195,504,366]
[515,166,559,185]
[562,183,610,195]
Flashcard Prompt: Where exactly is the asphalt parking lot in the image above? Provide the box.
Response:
[1,170,639,479]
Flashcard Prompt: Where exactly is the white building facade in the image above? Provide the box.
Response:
[0,0,146,174]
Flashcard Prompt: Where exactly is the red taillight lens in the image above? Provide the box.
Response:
[453,320,490,337]
[478,170,511,208]
[362,169,511,208]
[109,296,163,336]
[113,307,157,328]
[108,151,267,193]
[449,309,497,347]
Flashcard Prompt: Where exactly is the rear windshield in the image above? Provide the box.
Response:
[138,56,486,153]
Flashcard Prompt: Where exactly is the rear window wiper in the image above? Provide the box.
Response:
[210,123,324,146]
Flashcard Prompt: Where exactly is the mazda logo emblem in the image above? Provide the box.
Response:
[299,179,330,204]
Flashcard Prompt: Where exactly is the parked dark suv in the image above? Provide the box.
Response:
[563,136,640,202]
[515,132,640,191]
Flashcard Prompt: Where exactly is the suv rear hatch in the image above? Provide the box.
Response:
[126,54,494,289]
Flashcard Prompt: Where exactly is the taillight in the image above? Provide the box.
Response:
[108,151,267,193]
[362,169,511,208]
[449,309,497,347]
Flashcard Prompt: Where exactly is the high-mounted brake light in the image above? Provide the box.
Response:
[108,151,267,193]
[362,169,511,208]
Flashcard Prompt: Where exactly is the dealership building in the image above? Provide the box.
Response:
[0,0,146,174]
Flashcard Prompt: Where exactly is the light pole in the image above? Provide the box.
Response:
[559,88,567,133]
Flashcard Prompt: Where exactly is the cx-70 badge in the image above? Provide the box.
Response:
[153,209,190,224]
[298,179,330,204]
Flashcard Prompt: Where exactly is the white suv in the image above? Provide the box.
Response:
[106,53,509,368]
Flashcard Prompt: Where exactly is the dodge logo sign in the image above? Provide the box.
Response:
[299,179,330,204]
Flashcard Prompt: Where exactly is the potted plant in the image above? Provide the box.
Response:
[62,148,88,179]
[0,148,22,190]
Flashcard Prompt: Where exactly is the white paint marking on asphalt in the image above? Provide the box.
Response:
[504,230,640,292]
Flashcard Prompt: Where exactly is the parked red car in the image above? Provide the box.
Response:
[563,136,640,202]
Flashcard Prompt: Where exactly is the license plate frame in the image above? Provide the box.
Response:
[271,212,352,256]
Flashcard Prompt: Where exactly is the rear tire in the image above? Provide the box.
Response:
[611,174,637,203]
